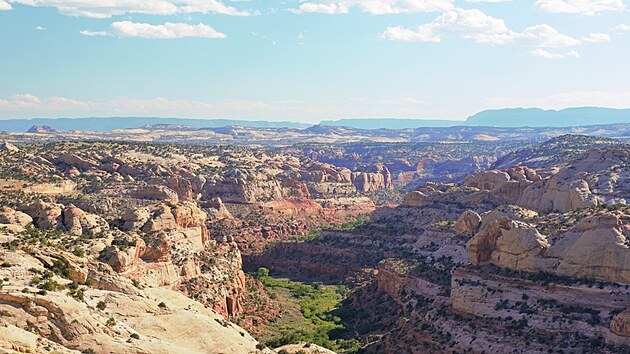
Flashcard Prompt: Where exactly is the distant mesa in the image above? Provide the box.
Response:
[322,107,630,129]
[465,107,630,128]
[27,125,58,134]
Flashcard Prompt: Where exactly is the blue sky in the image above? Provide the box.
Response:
[0,0,629,122]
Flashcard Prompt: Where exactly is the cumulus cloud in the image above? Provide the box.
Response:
[613,24,630,31]
[382,8,515,44]
[3,0,255,18]
[293,0,454,14]
[581,32,611,43]
[382,8,580,48]
[534,0,626,15]
[519,24,581,48]
[98,22,226,39]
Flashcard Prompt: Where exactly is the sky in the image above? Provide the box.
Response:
[0,0,629,123]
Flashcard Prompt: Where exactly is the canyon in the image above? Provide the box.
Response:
[0,129,628,353]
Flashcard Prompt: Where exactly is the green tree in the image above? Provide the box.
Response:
[255,267,270,280]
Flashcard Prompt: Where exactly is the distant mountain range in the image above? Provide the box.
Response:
[1,107,629,132]
[326,108,630,129]
[465,107,630,128]
[0,117,311,132]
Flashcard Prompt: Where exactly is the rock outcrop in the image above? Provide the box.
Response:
[22,201,64,229]
[466,209,630,284]
[62,205,108,236]
[351,164,393,192]
[453,210,481,236]
[518,149,629,213]
[0,142,19,153]
[0,250,263,353]
[0,206,32,232]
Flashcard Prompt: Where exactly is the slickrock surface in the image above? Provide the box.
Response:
[0,249,263,353]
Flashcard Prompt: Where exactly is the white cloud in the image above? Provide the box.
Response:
[529,48,564,59]
[519,24,580,48]
[295,2,349,14]
[293,0,454,14]
[80,30,108,37]
[613,24,630,31]
[7,0,177,18]
[177,0,257,16]
[382,8,515,44]
[80,22,227,39]
[382,8,580,48]
[35,26,46,30]
[534,0,626,15]
[110,21,226,39]
[484,91,630,109]
[465,0,510,2]
[4,0,255,18]
[581,32,611,42]
[529,48,580,59]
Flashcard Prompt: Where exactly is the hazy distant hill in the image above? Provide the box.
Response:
[322,107,630,129]
[1,107,630,132]
[319,118,460,129]
[0,117,310,132]
[465,107,630,127]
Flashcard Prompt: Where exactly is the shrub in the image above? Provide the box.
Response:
[97,301,107,310]
[73,247,85,258]
[39,279,62,292]
[70,289,85,301]
[254,267,269,280]
[106,317,116,327]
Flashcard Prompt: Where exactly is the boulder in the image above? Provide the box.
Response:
[612,309,630,337]
[401,190,428,207]
[454,210,482,236]
[62,205,108,236]
[0,207,33,227]
[22,201,63,229]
